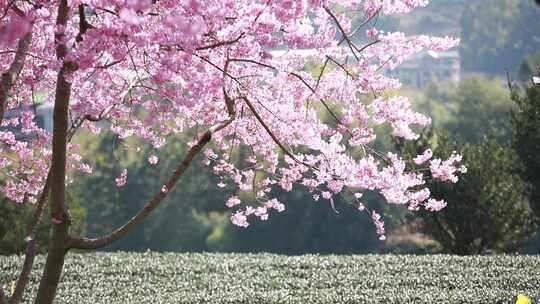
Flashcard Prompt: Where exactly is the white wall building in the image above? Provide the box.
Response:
[389,50,461,88]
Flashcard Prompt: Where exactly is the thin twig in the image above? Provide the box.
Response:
[338,9,380,46]
[9,174,51,304]
[195,33,245,51]
[324,6,359,61]
[289,72,389,164]
[229,58,277,70]
[242,96,317,170]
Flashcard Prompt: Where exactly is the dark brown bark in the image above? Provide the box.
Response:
[1,286,7,304]
[0,28,33,126]
[68,130,212,250]
[9,173,51,304]
[33,69,70,304]
[33,0,71,303]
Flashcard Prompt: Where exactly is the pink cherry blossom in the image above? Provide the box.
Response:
[0,15,31,47]
[0,0,465,241]
[148,155,159,165]
[231,211,249,228]
[430,152,465,183]
[115,169,128,187]
[425,198,447,212]
[371,210,386,239]
[79,163,93,174]
[226,196,241,208]
[414,149,433,165]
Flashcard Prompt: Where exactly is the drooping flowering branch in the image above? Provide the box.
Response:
[68,93,237,250]
[68,129,213,249]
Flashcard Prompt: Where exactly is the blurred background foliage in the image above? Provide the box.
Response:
[397,132,537,254]
[0,192,86,255]
[69,131,387,254]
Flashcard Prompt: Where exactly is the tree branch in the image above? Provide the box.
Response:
[33,0,73,302]
[355,39,379,55]
[195,33,245,51]
[192,54,241,86]
[314,57,330,92]
[75,4,94,43]
[68,116,235,250]
[289,72,343,126]
[68,133,208,250]
[229,58,277,70]
[324,6,359,61]
[338,9,380,46]
[9,173,51,304]
[325,55,355,78]
[96,59,124,69]
[1,286,7,304]
[242,96,316,170]
[47,0,71,225]
[67,78,139,141]
[9,4,25,18]
[0,27,33,126]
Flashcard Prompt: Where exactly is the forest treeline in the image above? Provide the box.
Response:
[381,0,540,76]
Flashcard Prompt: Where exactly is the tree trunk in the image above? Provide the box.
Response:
[33,226,68,304]
[1,286,7,304]
[33,0,71,301]
[33,70,70,303]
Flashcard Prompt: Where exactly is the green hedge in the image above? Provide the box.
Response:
[1,253,539,303]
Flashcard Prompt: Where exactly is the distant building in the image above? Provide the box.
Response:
[2,103,54,139]
[390,50,461,88]
[2,103,111,140]
[269,48,460,88]
[36,103,54,132]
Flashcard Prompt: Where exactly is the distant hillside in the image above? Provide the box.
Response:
[381,0,474,37]
[376,0,540,76]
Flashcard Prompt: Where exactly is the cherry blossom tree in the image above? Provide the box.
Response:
[0,0,464,303]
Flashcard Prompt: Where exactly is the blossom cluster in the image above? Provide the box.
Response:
[1,0,464,239]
